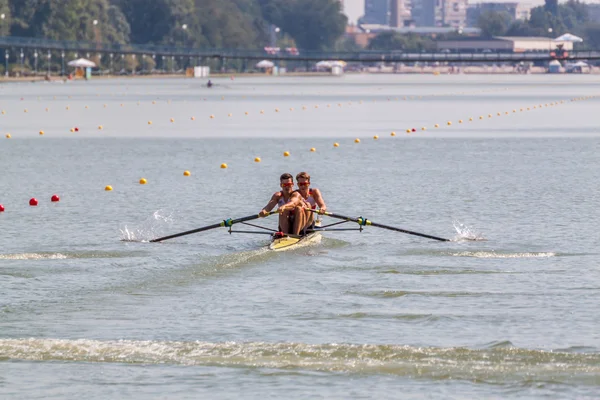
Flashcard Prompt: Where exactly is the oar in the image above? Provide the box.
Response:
[307,209,450,242]
[150,212,275,243]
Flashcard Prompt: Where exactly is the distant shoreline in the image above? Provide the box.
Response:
[0,66,597,83]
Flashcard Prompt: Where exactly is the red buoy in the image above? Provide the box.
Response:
[29,198,38,206]
[0,204,4,212]
[51,194,60,202]
[412,128,416,132]
[74,127,79,132]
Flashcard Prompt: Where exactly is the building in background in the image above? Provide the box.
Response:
[466,2,532,28]
[363,0,391,25]
[411,0,467,28]
[390,0,412,27]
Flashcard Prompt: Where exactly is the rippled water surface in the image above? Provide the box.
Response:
[1,74,600,399]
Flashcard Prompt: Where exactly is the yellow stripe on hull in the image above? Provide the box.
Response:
[268,232,321,251]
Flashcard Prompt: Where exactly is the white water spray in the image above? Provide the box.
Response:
[119,210,175,242]
[452,220,485,241]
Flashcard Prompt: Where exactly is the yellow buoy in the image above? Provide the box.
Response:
[447,121,452,126]
[24,109,28,113]
[254,157,261,163]
[220,163,228,169]
[139,178,147,185]
[39,130,44,135]
[479,116,484,120]
[210,115,215,119]
[104,104,107,108]
[354,138,360,143]
[1,110,4,114]
[70,128,75,133]
[152,101,156,104]
[45,108,49,112]
[373,135,379,140]
[66,106,70,110]
[390,131,396,136]
[170,118,175,123]
[228,113,232,117]
[260,110,264,114]
[458,120,463,123]
[289,108,294,111]
[148,121,152,125]
[488,114,492,118]
[497,112,501,116]
[85,105,89,109]
[469,117,473,121]
[333,143,339,147]
[421,127,426,131]
[406,129,411,133]
[275,108,279,112]
[191,116,195,121]
[5,133,11,138]
[283,151,290,157]
[183,170,191,176]
[98,125,103,130]
[310,147,316,152]
[105,185,113,191]
[245,112,249,115]
[434,124,439,128]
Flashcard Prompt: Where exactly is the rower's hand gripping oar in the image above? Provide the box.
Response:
[150,212,275,243]
[307,209,450,242]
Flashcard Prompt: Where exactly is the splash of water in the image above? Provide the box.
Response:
[119,210,174,242]
[452,220,485,241]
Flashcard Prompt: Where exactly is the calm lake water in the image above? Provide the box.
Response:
[1,74,600,399]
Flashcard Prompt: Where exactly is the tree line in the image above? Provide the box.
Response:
[0,0,347,51]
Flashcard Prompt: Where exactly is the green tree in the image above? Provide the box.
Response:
[261,0,347,50]
[0,0,10,36]
[367,31,435,52]
[477,10,512,37]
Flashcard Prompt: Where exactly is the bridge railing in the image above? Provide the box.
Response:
[1,35,600,63]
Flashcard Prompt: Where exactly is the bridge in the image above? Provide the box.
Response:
[0,35,598,74]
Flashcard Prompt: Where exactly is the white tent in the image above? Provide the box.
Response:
[554,33,583,43]
[67,58,96,68]
[316,60,332,68]
[256,60,274,68]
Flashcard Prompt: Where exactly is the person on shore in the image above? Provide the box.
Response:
[295,172,327,233]
[259,173,305,234]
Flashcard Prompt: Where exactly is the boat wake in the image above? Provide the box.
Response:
[452,220,486,241]
[2,338,599,383]
[450,251,557,258]
[119,209,174,242]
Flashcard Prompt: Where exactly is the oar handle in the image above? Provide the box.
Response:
[305,209,449,242]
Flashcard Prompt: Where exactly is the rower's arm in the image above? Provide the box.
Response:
[278,192,303,212]
[260,193,280,216]
[313,189,327,213]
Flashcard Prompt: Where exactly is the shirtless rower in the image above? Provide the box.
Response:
[259,173,304,234]
[295,171,327,235]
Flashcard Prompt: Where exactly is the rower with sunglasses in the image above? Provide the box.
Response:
[295,171,327,233]
[259,173,305,235]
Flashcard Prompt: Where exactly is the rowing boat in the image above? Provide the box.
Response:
[149,209,450,248]
[269,231,322,251]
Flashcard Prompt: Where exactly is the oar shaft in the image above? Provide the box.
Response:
[150,212,274,243]
[308,209,449,242]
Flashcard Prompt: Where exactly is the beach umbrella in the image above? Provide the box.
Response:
[316,60,332,68]
[256,60,274,68]
[67,58,97,68]
[554,33,583,43]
